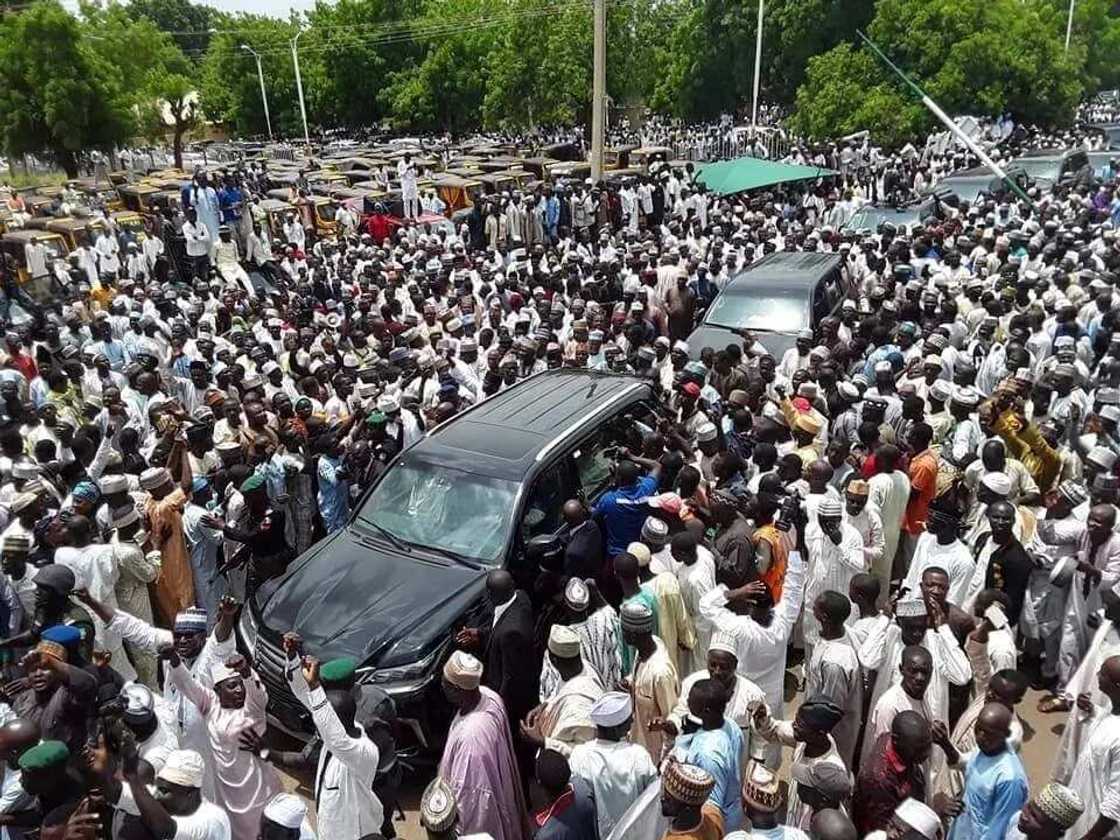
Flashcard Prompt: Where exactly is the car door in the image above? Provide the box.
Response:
[570,398,661,506]
[508,457,578,587]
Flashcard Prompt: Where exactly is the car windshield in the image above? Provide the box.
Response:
[357,459,518,564]
[704,289,808,333]
[1012,158,1061,179]
[844,207,917,232]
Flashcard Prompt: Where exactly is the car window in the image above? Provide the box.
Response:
[1064,151,1088,174]
[357,459,519,564]
[705,290,809,332]
[573,431,616,501]
[812,280,830,322]
[520,460,571,540]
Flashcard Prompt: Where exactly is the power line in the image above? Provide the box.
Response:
[144,0,592,37]
[174,0,603,58]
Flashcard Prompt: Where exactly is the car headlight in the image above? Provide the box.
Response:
[364,642,447,694]
[238,603,259,652]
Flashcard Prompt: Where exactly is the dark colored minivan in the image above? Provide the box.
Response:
[686,251,847,361]
[238,370,658,753]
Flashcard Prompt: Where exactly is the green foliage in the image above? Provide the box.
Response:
[126,0,220,59]
[199,19,301,138]
[1044,0,1120,91]
[788,44,925,147]
[650,0,876,120]
[0,1,135,175]
[304,0,425,128]
[791,0,1084,148]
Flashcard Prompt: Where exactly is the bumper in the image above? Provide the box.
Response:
[241,615,453,757]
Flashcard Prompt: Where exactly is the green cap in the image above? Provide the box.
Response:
[365,411,387,427]
[18,740,69,771]
[240,473,267,494]
[320,657,358,685]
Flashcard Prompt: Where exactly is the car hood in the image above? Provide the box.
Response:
[687,323,796,362]
[255,525,488,668]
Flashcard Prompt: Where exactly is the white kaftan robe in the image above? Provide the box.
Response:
[569,738,658,838]
[288,663,384,839]
[107,610,234,800]
[1067,711,1120,840]
[169,662,281,840]
[699,550,807,768]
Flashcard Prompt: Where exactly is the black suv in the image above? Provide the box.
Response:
[238,369,659,754]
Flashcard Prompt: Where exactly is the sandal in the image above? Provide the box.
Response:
[1037,695,1071,714]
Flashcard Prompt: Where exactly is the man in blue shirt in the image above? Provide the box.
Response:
[671,677,744,831]
[947,703,1029,840]
[591,455,662,560]
[316,435,351,534]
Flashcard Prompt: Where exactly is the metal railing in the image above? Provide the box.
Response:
[645,130,792,163]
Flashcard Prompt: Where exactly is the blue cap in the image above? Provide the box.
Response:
[191,476,210,494]
[41,624,81,647]
[72,481,99,503]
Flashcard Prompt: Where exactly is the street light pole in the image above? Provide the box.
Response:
[590,0,606,182]
[290,29,311,148]
[1065,0,1075,50]
[751,0,764,134]
[240,45,273,140]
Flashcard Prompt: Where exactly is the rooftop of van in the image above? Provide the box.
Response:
[418,370,650,480]
[737,251,842,288]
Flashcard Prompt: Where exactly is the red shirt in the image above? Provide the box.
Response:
[10,350,36,382]
[852,733,926,835]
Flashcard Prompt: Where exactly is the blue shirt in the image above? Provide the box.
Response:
[862,344,904,381]
[947,749,1028,840]
[591,474,659,557]
[674,720,745,830]
[317,454,350,532]
[219,186,244,223]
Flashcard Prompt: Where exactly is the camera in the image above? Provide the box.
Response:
[774,489,807,533]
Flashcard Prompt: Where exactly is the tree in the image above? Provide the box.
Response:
[148,70,198,169]
[199,18,302,138]
[788,44,927,147]
[0,1,134,176]
[305,0,425,129]
[791,0,1083,147]
[1046,0,1120,92]
[126,0,221,59]
[649,0,875,120]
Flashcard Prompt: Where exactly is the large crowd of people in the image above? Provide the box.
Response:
[0,113,1118,840]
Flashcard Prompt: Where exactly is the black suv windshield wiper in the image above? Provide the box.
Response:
[353,517,411,554]
[406,540,484,571]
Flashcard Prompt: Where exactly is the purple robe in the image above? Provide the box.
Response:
[438,686,529,840]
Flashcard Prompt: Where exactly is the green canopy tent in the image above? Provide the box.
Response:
[696,156,838,196]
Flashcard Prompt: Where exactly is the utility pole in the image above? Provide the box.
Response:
[291,29,311,148]
[590,0,606,181]
[751,0,764,134]
[241,45,273,140]
[1065,0,1075,50]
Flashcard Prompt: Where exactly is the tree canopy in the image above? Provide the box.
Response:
[0,0,1116,164]
[790,0,1085,147]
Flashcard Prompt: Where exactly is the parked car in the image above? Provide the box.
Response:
[1009,148,1091,188]
[239,369,660,755]
[686,251,846,361]
[842,197,937,234]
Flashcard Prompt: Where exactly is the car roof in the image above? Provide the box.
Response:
[1015,148,1070,160]
[724,251,841,292]
[419,370,650,479]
